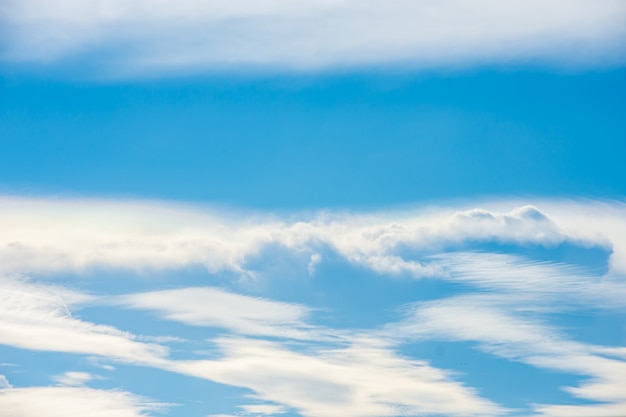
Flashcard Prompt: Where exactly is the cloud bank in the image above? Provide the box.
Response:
[1,0,625,76]
[1,196,623,278]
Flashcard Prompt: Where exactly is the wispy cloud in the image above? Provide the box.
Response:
[174,336,503,417]
[389,254,626,416]
[1,0,624,76]
[0,267,503,416]
[116,287,320,340]
[0,375,12,389]
[0,276,168,365]
[0,381,164,417]
[239,404,288,415]
[53,371,102,387]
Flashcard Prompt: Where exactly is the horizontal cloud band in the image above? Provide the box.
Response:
[1,0,625,75]
[0,196,623,278]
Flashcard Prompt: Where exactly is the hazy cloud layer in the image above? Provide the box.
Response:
[1,0,625,76]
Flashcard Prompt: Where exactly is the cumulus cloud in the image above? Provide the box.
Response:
[0,0,625,76]
[0,385,164,417]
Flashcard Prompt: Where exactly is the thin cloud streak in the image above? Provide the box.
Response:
[116,287,323,340]
[434,252,626,310]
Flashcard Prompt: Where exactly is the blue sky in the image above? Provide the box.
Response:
[1,1,626,417]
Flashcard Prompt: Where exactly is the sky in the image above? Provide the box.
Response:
[1,1,626,417]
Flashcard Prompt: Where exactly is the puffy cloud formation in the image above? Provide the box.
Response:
[1,0,625,75]
[3,196,620,279]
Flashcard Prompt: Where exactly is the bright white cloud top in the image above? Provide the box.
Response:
[1,196,625,416]
[1,0,625,75]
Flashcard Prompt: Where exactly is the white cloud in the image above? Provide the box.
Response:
[391,293,626,416]
[115,285,506,416]
[433,252,626,310]
[239,404,287,415]
[174,337,503,417]
[2,196,621,281]
[53,371,101,387]
[1,0,624,76]
[0,276,168,365]
[307,253,322,276]
[534,402,626,417]
[539,199,626,276]
[0,375,11,389]
[0,196,280,276]
[0,386,164,417]
[116,287,321,340]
